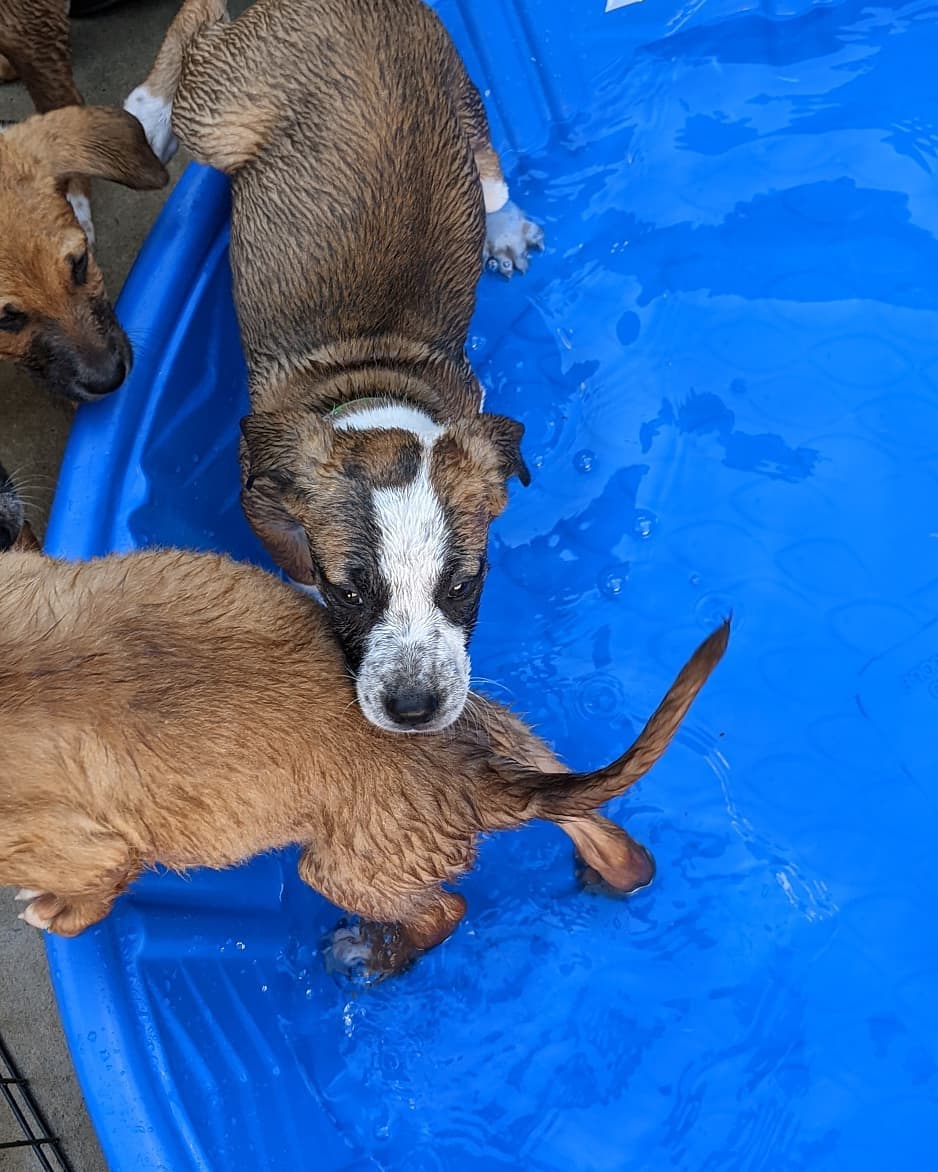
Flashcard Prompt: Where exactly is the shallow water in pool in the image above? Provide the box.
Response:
[47,0,938,1167]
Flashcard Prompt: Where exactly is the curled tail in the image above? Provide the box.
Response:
[485,620,730,825]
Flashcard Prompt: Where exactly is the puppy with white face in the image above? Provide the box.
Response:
[130,0,543,733]
[242,398,529,733]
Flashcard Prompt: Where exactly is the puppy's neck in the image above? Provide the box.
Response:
[253,334,483,424]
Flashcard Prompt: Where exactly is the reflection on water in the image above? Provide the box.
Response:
[111,0,938,1167]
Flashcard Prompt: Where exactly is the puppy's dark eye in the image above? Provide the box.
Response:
[337,586,362,607]
[70,251,89,287]
[447,565,483,600]
[0,305,26,333]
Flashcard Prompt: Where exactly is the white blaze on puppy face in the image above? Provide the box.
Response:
[335,404,471,733]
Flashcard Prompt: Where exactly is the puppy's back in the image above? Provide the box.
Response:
[174,0,486,370]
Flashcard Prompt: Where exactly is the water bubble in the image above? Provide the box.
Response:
[235,940,245,951]
[577,673,627,720]
[696,591,735,630]
[632,509,657,539]
[689,573,702,587]
[574,449,595,473]
[467,334,486,353]
[598,563,629,598]
[730,377,746,395]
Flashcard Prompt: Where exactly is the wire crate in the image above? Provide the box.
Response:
[0,1031,73,1171]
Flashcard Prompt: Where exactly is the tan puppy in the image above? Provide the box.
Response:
[0,106,167,402]
[0,546,728,979]
[126,0,543,735]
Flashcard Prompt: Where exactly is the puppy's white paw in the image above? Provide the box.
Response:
[14,888,41,902]
[484,201,544,278]
[66,186,95,247]
[18,901,51,931]
[124,85,178,165]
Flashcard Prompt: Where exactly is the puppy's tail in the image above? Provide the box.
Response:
[482,621,730,825]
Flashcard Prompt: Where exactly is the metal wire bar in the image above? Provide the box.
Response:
[0,1031,74,1171]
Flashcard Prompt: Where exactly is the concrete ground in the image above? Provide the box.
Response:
[0,2,195,1168]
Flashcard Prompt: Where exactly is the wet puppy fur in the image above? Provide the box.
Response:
[0,540,728,979]
[126,0,544,734]
[0,1,168,402]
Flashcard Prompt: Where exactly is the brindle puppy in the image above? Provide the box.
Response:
[125,0,543,733]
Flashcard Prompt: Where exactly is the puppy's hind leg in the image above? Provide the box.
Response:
[561,813,655,898]
[456,77,544,278]
[124,0,228,165]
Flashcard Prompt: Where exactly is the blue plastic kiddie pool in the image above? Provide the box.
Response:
[43,0,938,1167]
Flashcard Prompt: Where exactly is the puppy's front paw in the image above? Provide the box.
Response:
[124,85,178,165]
[323,919,371,973]
[321,918,408,984]
[17,894,52,931]
[484,201,544,278]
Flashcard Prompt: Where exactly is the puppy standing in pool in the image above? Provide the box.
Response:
[0,531,728,977]
[125,0,543,735]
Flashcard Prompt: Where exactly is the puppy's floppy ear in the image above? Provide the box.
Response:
[440,413,530,520]
[477,413,531,487]
[240,410,334,490]
[240,410,335,587]
[5,106,168,190]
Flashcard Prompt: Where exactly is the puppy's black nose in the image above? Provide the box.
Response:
[385,690,440,727]
[82,352,128,398]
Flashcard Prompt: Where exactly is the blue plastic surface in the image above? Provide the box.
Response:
[43,0,938,1168]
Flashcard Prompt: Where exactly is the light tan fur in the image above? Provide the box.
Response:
[0,547,728,977]
[0,103,167,401]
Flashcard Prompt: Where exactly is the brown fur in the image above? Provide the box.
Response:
[1,0,98,250]
[0,102,167,400]
[0,547,728,977]
[0,1,80,113]
[132,0,537,637]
